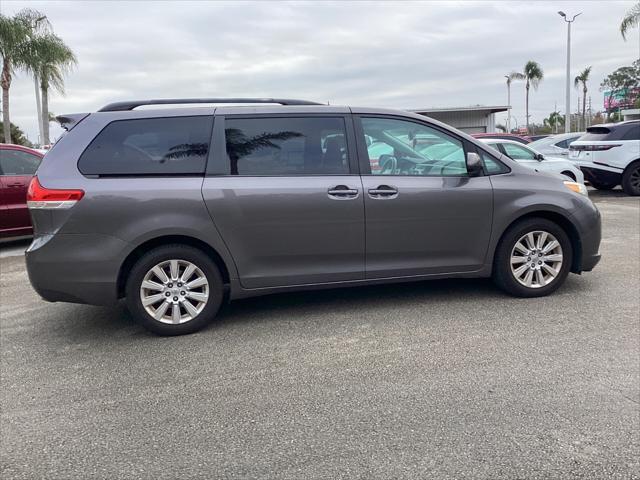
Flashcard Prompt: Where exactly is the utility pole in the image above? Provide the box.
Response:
[558,11,581,134]
[505,75,512,133]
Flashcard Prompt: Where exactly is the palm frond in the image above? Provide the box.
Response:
[524,60,544,90]
[620,2,640,40]
[27,33,76,94]
[574,66,592,89]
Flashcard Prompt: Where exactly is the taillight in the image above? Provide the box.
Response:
[27,177,84,209]
[570,144,621,151]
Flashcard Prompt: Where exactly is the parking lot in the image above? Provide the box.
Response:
[1,190,638,479]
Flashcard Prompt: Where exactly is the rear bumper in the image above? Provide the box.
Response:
[26,233,128,306]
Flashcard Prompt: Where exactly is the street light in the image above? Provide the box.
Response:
[558,10,581,133]
[505,75,512,132]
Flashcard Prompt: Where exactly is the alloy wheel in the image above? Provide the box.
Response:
[510,230,563,288]
[139,259,209,324]
[629,167,640,192]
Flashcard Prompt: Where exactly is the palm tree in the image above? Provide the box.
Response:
[513,61,544,134]
[0,13,30,143]
[543,111,564,133]
[0,9,49,144]
[27,33,76,145]
[620,2,640,40]
[574,66,592,131]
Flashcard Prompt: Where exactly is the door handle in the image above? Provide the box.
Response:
[327,185,359,199]
[368,185,398,198]
[7,183,24,187]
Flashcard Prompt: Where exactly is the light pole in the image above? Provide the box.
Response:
[505,75,512,132]
[558,11,581,133]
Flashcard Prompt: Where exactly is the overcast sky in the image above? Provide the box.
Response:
[2,0,638,143]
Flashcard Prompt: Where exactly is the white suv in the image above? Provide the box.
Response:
[569,121,640,195]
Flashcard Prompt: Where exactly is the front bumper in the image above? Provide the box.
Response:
[26,233,129,306]
[569,199,602,274]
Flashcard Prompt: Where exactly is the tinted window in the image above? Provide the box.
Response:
[78,116,213,175]
[225,117,349,175]
[555,135,581,149]
[361,117,466,176]
[580,127,611,141]
[622,125,640,140]
[0,149,41,175]
[501,143,536,160]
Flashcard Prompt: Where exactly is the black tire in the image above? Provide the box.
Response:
[561,171,576,181]
[621,161,640,196]
[493,218,573,297]
[588,178,617,190]
[125,244,224,335]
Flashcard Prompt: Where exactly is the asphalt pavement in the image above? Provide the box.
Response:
[1,190,639,479]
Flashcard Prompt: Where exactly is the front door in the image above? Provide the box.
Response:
[355,115,494,278]
[202,115,365,289]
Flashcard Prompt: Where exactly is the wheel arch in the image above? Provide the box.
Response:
[117,235,231,298]
[492,210,583,274]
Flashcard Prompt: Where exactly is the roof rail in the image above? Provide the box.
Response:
[98,98,323,112]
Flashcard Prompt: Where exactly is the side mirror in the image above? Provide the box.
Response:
[466,152,483,177]
[535,153,544,161]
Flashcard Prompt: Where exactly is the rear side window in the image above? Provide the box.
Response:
[622,125,640,140]
[78,116,213,176]
[0,149,41,175]
[225,117,349,175]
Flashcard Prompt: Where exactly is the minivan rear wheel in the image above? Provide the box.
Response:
[493,218,572,297]
[125,245,224,335]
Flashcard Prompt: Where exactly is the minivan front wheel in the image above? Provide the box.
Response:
[493,218,572,297]
[125,245,224,335]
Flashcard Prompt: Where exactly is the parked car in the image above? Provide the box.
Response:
[479,139,584,183]
[569,121,640,195]
[529,132,584,158]
[471,133,532,144]
[0,143,44,238]
[26,98,600,335]
[528,134,550,142]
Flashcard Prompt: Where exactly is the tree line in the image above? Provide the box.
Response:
[0,8,76,146]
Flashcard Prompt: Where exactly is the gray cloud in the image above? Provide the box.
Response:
[2,0,638,142]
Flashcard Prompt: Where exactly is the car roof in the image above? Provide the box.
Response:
[478,138,529,146]
[0,143,44,157]
[587,120,639,130]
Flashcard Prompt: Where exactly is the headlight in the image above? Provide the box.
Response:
[564,181,588,197]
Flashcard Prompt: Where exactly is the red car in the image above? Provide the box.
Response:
[0,144,44,238]
[471,133,532,144]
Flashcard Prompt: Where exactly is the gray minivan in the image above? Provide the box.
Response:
[26,99,601,335]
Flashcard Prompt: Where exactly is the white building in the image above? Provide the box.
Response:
[410,105,509,134]
[621,109,640,121]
